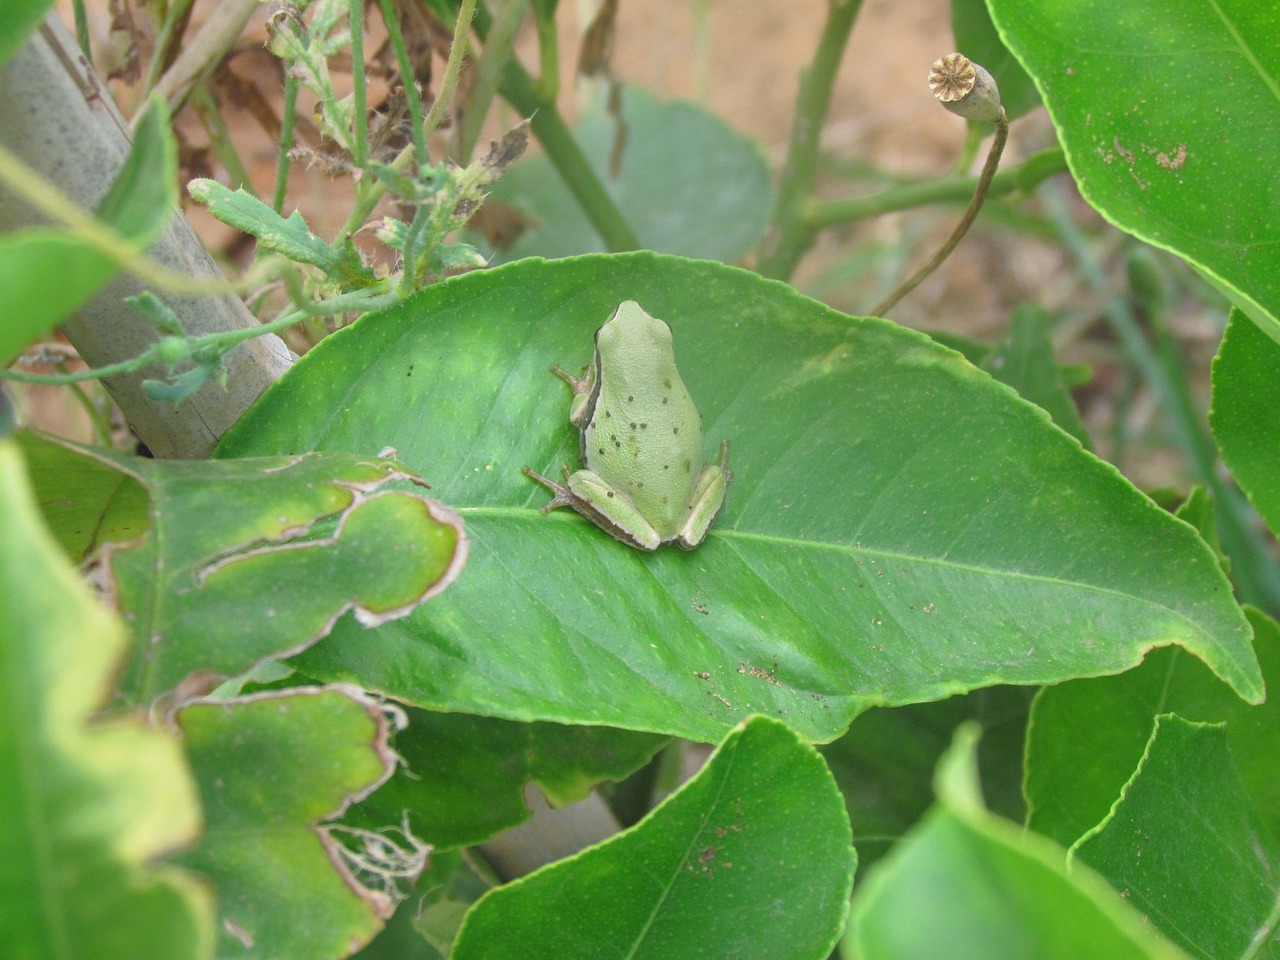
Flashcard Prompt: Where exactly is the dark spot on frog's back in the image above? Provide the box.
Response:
[683,458,693,473]
[663,378,672,389]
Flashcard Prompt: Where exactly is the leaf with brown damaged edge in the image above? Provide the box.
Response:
[18,434,468,706]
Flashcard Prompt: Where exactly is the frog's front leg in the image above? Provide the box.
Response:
[551,362,597,427]
[676,441,731,550]
[522,465,663,551]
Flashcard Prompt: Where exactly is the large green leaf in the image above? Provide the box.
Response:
[0,439,213,959]
[217,254,1260,743]
[846,726,1189,960]
[175,686,402,960]
[1074,715,1279,960]
[480,87,772,263]
[1026,607,1280,848]
[1210,308,1280,537]
[987,0,1280,336]
[0,94,176,364]
[451,716,854,960]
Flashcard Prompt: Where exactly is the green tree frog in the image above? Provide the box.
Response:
[523,300,730,551]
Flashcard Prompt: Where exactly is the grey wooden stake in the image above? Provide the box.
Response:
[0,15,293,458]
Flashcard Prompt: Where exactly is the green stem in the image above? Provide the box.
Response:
[459,0,529,162]
[420,0,477,145]
[341,0,477,236]
[273,73,300,214]
[807,148,1065,229]
[142,0,196,98]
[471,0,637,251]
[497,57,639,251]
[1044,183,1280,608]
[756,0,863,280]
[532,5,560,101]
[347,0,369,168]
[191,83,252,189]
[72,0,91,60]
[2,285,397,388]
[377,0,426,168]
[869,110,1008,316]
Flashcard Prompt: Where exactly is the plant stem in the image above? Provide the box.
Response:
[347,0,369,169]
[869,110,1008,316]
[807,147,1065,230]
[377,0,426,168]
[458,0,529,162]
[273,73,300,214]
[756,0,863,281]
[340,0,477,238]
[532,5,559,101]
[461,1,637,251]
[191,82,251,190]
[142,0,197,99]
[497,60,640,251]
[71,0,91,60]
[1044,183,1280,609]
[421,0,478,145]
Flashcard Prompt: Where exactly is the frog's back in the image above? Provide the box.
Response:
[583,360,706,538]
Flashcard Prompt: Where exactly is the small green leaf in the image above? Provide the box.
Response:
[988,0,1280,335]
[1210,309,1280,538]
[1074,716,1278,960]
[847,726,1190,960]
[452,716,854,960]
[0,94,177,364]
[175,686,402,960]
[0,439,213,959]
[187,179,375,286]
[347,707,666,849]
[481,88,772,263]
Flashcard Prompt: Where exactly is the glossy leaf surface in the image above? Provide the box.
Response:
[1211,308,1280,537]
[1026,607,1280,847]
[176,686,400,960]
[847,726,1189,960]
[989,0,1280,335]
[0,440,212,960]
[218,254,1260,742]
[1075,715,1279,960]
[452,716,854,960]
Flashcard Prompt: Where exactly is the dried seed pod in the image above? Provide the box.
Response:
[929,53,1003,123]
